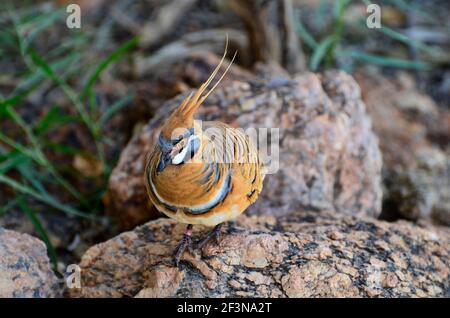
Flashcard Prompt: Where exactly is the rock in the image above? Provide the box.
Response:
[69,211,449,298]
[0,208,111,267]
[105,53,382,229]
[355,68,450,226]
[0,228,60,298]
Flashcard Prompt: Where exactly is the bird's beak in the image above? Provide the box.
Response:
[157,144,183,174]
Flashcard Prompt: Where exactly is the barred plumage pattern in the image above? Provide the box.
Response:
[144,43,264,227]
[145,121,264,226]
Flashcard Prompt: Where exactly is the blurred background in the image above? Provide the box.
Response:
[0,0,448,272]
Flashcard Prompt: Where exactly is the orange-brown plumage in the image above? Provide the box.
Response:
[143,40,264,263]
[146,121,264,226]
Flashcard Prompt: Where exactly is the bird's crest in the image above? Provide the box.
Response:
[161,37,237,139]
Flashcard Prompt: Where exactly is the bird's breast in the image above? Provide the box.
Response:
[149,162,230,211]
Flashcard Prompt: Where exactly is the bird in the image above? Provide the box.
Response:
[144,40,265,266]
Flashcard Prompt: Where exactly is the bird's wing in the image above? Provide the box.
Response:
[200,122,264,204]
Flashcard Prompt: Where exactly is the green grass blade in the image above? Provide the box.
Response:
[0,173,94,219]
[17,163,50,196]
[0,132,43,164]
[25,9,63,46]
[0,198,17,217]
[294,10,318,50]
[81,37,138,100]
[326,0,348,67]
[34,106,79,135]
[98,93,134,127]
[43,141,86,156]
[47,32,89,59]
[386,0,433,20]
[28,49,96,134]
[310,35,335,71]
[0,130,86,203]
[0,83,40,112]
[350,51,431,70]
[3,105,86,203]
[18,197,58,270]
[4,52,81,109]
[377,25,442,57]
[0,152,29,174]
[333,0,350,18]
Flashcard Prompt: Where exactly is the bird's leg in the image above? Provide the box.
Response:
[196,223,223,249]
[173,224,193,266]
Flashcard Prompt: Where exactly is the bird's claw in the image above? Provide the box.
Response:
[173,224,194,267]
[173,235,193,267]
[173,224,224,265]
[195,224,223,250]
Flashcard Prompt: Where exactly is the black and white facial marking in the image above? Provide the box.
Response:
[157,128,194,151]
[156,128,199,173]
[172,134,200,165]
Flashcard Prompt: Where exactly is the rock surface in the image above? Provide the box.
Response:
[0,228,60,298]
[69,211,449,298]
[105,54,382,230]
[356,68,450,226]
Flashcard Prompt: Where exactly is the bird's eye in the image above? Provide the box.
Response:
[171,129,193,145]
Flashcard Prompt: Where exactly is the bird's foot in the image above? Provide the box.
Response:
[173,224,193,266]
[195,223,223,250]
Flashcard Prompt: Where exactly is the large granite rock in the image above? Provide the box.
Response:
[105,54,382,230]
[355,68,450,226]
[69,211,449,298]
[0,228,60,298]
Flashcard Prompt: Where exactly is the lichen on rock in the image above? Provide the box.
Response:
[69,211,449,298]
[0,228,60,298]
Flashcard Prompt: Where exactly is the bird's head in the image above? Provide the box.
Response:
[155,39,236,174]
[156,119,201,174]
